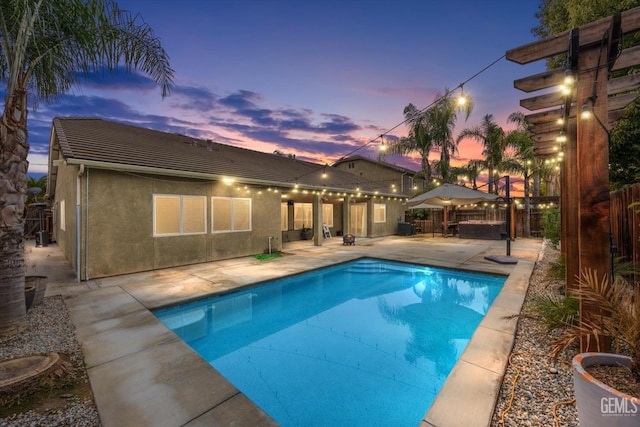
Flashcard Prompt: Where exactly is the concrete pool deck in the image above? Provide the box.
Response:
[36,235,543,427]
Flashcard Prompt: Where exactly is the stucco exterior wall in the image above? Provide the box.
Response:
[69,169,283,279]
[334,159,426,197]
[368,198,406,237]
[53,166,406,280]
[52,163,80,275]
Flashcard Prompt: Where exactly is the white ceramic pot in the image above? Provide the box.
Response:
[572,352,639,427]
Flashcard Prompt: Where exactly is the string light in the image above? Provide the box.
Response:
[331,54,505,163]
[457,84,468,106]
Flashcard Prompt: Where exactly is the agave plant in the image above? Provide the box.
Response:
[550,268,640,378]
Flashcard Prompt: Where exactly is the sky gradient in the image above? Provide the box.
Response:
[23,0,547,179]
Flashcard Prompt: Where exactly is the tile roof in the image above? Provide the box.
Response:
[51,117,399,196]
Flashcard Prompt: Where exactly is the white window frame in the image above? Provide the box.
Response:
[374,203,387,223]
[211,197,252,233]
[153,195,207,237]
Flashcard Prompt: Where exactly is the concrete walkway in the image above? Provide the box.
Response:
[34,235,543,427]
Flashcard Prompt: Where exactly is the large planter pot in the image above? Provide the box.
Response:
[24,285,36,311]
[25,275,48,307]
[301,229,313,240]
[573,352,639,427]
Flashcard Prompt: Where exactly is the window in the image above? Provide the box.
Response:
[154,195,206,236]
[281,203,288,231]
[374,203,386,223]
[322,204,334,227]
[348,162,355,169]
[59,200,66,231]
[294,202,313,230]
[212,197,251,233]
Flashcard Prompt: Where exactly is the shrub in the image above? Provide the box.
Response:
[541,207,561,248]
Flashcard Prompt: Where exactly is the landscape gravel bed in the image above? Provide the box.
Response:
[0,296,100,427]
[491,245,578,426]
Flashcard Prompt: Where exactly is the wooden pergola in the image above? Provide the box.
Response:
[506,7,640,351]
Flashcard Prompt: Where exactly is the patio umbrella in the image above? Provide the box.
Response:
[406,184,499,236]
[406,183,499,207]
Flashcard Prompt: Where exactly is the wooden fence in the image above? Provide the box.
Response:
[407,197,558,238]
[610,183,640,268]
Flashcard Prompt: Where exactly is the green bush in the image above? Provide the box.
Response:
[541,207,561,248]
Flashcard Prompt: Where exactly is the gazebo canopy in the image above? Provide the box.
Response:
[406,184,499,207]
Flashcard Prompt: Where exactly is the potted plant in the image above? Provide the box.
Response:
[300,226,313,240]
[550,268,640,427]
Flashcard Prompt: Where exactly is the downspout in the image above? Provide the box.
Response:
[85,169,89,281]
[76,164,85,282]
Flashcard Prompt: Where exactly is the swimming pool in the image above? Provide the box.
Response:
[155,258,505,426]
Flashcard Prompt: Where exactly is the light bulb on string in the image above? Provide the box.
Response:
[457,85,467,106]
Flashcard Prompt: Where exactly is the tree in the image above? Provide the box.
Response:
[457,114,506,194]
[502,112,536,237]
[386,89,472,184]
[610,100,640,189]
[26,175,47,204]
[534,0,640,188]
[0,0,174,335]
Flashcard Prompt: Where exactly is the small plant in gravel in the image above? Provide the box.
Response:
[530,293,579,332]
[546,254,565,281]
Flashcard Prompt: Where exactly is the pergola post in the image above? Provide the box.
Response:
[507,8,640,353]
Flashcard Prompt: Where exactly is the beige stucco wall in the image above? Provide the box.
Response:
[58,168,283,279]
[52,165,406,280]
[334,159,426,197]
[52,163,80,275]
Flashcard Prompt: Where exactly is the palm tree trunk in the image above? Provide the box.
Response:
[0,89,29,336]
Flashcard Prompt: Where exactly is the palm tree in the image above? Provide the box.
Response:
[502,112,535,237]
[457,114,506,194]
[0,0,174,336]
[387,103,436,181]
[386,89,472,184]
[26,175,47,203]
[460,159,485,190]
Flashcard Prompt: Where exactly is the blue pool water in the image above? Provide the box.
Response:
[155,258,505,426]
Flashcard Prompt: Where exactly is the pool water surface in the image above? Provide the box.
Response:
[155,258,505,426]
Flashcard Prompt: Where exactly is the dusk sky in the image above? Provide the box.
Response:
[24,0,547,177]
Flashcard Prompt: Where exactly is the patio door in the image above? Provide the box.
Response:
[349,203,367,237]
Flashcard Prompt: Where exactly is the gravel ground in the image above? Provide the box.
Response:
[491,244,579,426]
[0,296,101,427]
[1,245,576,427]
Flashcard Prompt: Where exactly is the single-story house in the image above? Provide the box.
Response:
[46,118,407,280]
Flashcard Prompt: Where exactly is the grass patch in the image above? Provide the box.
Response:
[253,252,284,261]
